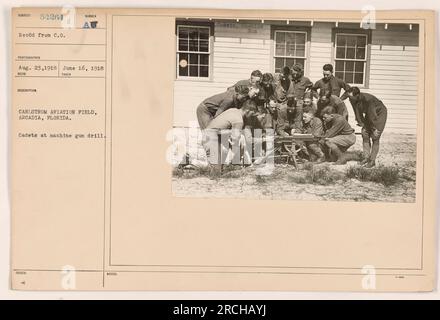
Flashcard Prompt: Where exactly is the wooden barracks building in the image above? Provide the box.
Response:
[173,18,419,134]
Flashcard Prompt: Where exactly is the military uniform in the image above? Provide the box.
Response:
[289,75,313,130]
[301,117,325,161]
[196,90,240,129]
[353,92,388,164]
[273,77,298,135]
[228,79,275,129]
[321,114,356,163]
[291,75,313,100]
[254,78,278,129]
[317,95,349,121]
[312,75,350,98]
[202,108,244,165]
[354,93,387,134]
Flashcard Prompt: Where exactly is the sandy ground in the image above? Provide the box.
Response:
[172,133,417,202]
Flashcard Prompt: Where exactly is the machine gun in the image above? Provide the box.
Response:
[274,133,318,168]
[252,133,319,169]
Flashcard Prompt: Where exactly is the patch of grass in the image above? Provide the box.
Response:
[173,163,254,180]
[172,167,185,178]
[172,164,222,180]
[302,162,314,171]
[352,150,366,162]
[253,165,288,184]
[398,161,417,182]
[255,175,268,184]
[288,164,346,186]
[403,160,417,167]
[345,165,370,181]
[174,160,403,188]
[289,174,308,184]
[202,165,223,179]
[305,165,346,185]
[346,165,400,186]
[399,167,416,182]
[222,165,248,179]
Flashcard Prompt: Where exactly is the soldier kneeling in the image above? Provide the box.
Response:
[292,107,325,163]
[320,106,356,165]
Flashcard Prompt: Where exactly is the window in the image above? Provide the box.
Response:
[177,25,210,78]
[273,31,307,73]
[334,33,368,85]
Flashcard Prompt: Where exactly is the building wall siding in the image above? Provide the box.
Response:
[174,22,419,134]
[363,28,419,134]
[174,22,271,127]
[309,22,333,82]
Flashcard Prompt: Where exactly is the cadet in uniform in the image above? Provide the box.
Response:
[320,106,356,165]
[297,108,325,163]
[251,72,278,128]
[274,66,296,136]
[302,91,317,115]
[290,63,313,129]
[202,103,259,166]
[196,85,258,130]
[228,70,263,89]
[312,63,351,99]
[348,87,388,168]
[316,90,349,121]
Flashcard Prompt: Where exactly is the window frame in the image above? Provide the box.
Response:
[332,29,372,88]
[175,23,213,81]
[270,26,311,75]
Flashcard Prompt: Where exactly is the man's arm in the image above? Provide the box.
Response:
[324,117,345,138]
[227,79,249,91]
[273,84,286,103]
[337,101,348,119]
[311,79,320,92]
[311,119,324,137]
[285,82,296,102]
[338,78,351,100]
[268,83,278,101]
[365,104,379,130]
[351,98,365,127]
[255,87,267,106]
[305,77,313,91]
[311,80,321,98]
[214,94,235,117]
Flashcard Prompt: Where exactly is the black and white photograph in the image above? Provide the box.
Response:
[4,4,438,296]
[171,17,419,202]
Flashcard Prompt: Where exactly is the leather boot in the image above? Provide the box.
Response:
[364,160,376,168]
[315,155,326,164]
[327,143,342,162]
[309,144,325,163]
[335,152,350,165]
[328,144,346,164]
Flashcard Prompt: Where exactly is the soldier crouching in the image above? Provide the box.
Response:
[319,106,356,164]
[294,107,326,163]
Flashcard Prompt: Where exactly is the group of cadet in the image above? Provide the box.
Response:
[196,63,388,168]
